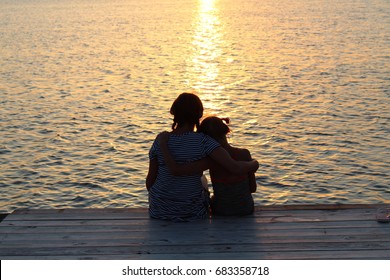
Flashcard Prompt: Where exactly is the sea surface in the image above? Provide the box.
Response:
[0,0,389,213]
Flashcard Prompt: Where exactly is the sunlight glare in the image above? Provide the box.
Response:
[200,0,216,11]
[187,0,228,113]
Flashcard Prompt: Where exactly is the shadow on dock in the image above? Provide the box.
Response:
[0,213,9,223]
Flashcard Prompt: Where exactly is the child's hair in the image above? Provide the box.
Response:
[199,116,231,141]
[170,93,204,131]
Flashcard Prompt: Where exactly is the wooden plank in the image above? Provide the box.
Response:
[1,233,389,249]
[1,210,380,223]
[1,204,389,260]
[255,204,388,211]
[1,211,389,242]
[9,204,382,215]
[7,204,388,219]
[2,213,388,232]
[1,240,389,256]
[2,249,390,260]
[2,222,389,246]
[10,208,149,215]
[1,216,387,229]
[4,204,388,224]
[3,213,148,221]
[1,243,389,261]
[1,225,388,241]
[0,218,384,235]
[1,224,388,241]
[7,206,380,218]
[1,220,387,235]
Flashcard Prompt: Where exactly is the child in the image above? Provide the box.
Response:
[200,116,256,215]
[159,116,257,216]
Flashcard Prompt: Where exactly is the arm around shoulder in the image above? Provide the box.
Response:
[210,147,259,175]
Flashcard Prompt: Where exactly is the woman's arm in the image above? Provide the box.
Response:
[146,158,158,191]
[209,147,259,175]
[157,132,258,176]
[158,132,210,176]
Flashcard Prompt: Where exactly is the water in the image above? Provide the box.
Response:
[0,0,389,213]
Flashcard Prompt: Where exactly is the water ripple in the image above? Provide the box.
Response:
[0,0,389,212]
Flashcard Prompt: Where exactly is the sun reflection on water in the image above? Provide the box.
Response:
[187,0,228,114]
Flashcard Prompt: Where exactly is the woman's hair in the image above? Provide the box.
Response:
[170,93,204,130]
[199,116,231,140]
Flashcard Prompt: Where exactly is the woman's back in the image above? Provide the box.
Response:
[148,132,220,222]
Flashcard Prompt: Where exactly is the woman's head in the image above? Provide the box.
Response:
[170,93,204,130]
[199,116,231,141]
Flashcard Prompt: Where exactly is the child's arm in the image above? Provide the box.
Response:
[246,150,257,193]
[249,171,257,193]
[238,148,257,192]
[158,132,210,176]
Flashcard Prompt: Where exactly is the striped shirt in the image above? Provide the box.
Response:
[148,132,220,222]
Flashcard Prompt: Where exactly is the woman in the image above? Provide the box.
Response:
[146,93,258,222]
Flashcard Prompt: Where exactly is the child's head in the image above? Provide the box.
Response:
[199,116,231,141]
[170,93,204,131]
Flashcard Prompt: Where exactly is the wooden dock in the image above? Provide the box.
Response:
[1,204,389,260]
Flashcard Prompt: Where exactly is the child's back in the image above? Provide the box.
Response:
[199,117,256,216]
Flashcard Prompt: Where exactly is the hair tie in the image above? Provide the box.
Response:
[221,118,230,124]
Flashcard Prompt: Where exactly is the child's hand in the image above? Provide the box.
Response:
[157,131,170,145]
[251,160,259,173]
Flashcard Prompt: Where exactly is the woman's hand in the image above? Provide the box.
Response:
[210,147,259,175]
